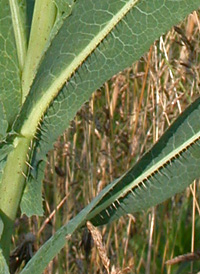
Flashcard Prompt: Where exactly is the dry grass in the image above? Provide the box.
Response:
[12,11,200,274]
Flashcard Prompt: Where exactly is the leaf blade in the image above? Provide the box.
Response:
[20,177,113,274]
[0,248,9,274]
[20,0,200,216]
[15,0,141,138]
[31,0,200,165]
[0,0,21,126]
[87,97,200,225]
[20,97,200,273]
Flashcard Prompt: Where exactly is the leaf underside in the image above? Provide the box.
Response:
[16,0,200,216]
[21,97,200,274]
[0,1,21,127]
[87,97,200,225]
[30,0,200,166]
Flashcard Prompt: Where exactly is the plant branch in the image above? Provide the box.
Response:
[22,0,56,101]
[9,0,27,71]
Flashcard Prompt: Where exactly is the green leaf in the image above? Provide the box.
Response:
[20,175,115,274]
[20,161,45,216]
[53,0,73,19]
[50,0,74,42]
[0,0,21,126]
[30,0,200,165]
[0,143,13,162]
[87,97,200,225]
[0,144,13,162]
[0,101,8,141]
[17,0,200,216]
[0,159,6,183]
[0,248,9,274]
[21,96,200,274]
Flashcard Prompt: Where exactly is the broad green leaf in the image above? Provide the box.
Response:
[0,0,21,126]
[0,248,9,274]
[87,97,200,225]
[16,0,200,137]
[18,0,200,216]
[30,0,200,163]
[21,96,200,274]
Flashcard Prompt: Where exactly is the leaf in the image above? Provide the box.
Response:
[0,143,13,162]
[20,161,45,216]
[0,0,21,126]
[0,248,9,274]
[0,159,6,183]
[18,0,200,216]
[87,97,200,225]
[20,178,112,274]
[49,0,74,43]
[44,0,74,47]
[53,0,74,20]
[0,101,8,141]
[21,96,200,273]
[30,0,200,164]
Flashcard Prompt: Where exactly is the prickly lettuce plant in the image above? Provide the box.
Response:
[0,0,199,273]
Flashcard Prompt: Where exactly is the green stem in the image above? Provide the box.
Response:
[9,0,27,71]
[0,137,30,260]
[22,0,56,101]
[0,1,56,261]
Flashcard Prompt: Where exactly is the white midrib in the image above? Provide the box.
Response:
[87,129,200,220]
[20,0,139,138]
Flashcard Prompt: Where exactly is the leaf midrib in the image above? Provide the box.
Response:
[20,0,139,138]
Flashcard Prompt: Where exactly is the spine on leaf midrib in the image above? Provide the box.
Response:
[17,0,139,139]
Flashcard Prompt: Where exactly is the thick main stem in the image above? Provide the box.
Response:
[0,0,57,261]
[0,0,56,264]
[0,137,30,260]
